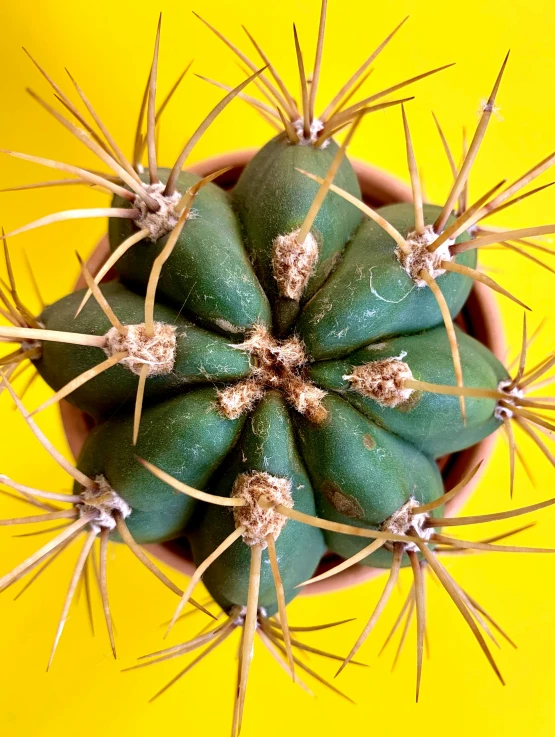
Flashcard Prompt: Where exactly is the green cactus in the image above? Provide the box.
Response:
[232,135,362,333]
[36,282,251,418]
[296,202,477,359]
[109,168,272,335]
[1,3,555,732]
[309,325,508,457]
[189,392,326,616]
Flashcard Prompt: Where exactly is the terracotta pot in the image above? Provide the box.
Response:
[60,149,505,596]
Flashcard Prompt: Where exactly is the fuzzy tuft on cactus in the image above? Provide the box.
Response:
[1,2,555,734]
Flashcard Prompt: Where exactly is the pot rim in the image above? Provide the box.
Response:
[60,148,505,596]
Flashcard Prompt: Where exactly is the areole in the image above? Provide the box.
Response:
[59,149,505,596]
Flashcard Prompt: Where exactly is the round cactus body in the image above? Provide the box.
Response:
[1,120,544,710]
[41,140,504,603]
[8,144,522,618]
[2,6,555,728]
[19,139,505,615]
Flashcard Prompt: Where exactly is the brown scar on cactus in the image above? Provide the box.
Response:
[0,375,215,668]
[216,325,327,423]
[194,3,453,147]
[137,456,555,705]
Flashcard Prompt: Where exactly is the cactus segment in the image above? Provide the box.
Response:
[189,392,325,615]
[232,136,362,332]
[297,203,476,360]
[109,168,271,335]
[75,387,246,542]
[309,326,508,457]
[293,393,444,568]
[34,281,251,418]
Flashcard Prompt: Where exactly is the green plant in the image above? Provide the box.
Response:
[1,3,555,732]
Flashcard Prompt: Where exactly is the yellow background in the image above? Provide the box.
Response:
[0,0,554,735]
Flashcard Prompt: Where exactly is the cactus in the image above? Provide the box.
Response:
[1,2,555,732]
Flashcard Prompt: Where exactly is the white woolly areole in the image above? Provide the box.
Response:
[395,225,455,287]
[292,118,326,146]
[344,358,414,408]
[495,379,525,420]
[272,228,318,301]
[21,338,42,358]
[78,475,131,533]
[21,321,44,358]
[381,496,433,553]
[232,471,293,548]
[226,604,269,627]
[217,379,266,420]
[213,318,243,335]
[218,326,327,423]
[237,325,307,372]
[104,322,177,377]
[133,182,183,241]
[286,376,328,423]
